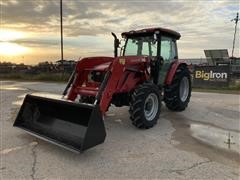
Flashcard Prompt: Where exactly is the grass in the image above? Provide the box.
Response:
[1,72,239,94]
[193,85,240,94]
[0,73,71,82]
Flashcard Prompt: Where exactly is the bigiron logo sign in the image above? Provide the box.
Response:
[193,66,230,88]
[195,70,228,81]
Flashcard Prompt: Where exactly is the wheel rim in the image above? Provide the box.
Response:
[144,93,159,121]
[179,77,189,102]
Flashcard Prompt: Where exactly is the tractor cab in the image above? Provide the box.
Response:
[121,27,180,59]
[117,28,181,84]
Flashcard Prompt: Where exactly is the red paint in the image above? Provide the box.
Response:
[99,56,149,112]
[165,60,187,85]
[67,55,185,114]
[67,57,113,101]
[122,27,181,39]
[67,56,149,113]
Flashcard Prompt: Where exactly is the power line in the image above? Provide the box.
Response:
[60,0,64,77]
[60,0,63,61]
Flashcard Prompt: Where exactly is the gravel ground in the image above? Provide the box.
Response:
[0,80,239,179]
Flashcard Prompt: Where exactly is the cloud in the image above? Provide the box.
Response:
[1,0,239,63]
[13,39,59,48]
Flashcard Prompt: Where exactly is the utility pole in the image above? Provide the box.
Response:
[231,12,239,58]
[60,0,64,76]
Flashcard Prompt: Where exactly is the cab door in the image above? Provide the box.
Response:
[158,36,178,84]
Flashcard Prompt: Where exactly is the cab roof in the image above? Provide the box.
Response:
[121,27,181,40]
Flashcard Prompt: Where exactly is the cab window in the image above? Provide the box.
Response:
[124,36,157,57]
[142,42,149,56]
[161,36,177,60]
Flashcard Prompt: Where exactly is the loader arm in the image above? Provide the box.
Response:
[99,59,126,113]
[67,57,113,101]
[66,56,148,114]
[99,57,147,113]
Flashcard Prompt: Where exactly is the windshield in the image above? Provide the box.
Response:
[124,36,157,57]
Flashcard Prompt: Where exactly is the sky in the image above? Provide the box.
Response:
[0,0,239,65]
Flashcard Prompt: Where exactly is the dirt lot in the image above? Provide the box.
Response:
[0,81,239,179]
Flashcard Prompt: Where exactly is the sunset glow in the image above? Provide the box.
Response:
[0,29,27,42]
[0,0,239,64]
[0,42,30,56]
[0,29,30,57]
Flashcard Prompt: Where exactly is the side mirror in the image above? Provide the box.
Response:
[111,32,120,57]
[153,33,158,44]
[153,33,157,40]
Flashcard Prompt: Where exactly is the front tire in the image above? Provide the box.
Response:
[129,82,161,129]
[164,65,191,111]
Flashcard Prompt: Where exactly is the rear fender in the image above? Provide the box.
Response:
[165,60,187,85]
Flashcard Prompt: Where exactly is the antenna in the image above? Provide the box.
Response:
[231,12,239,58]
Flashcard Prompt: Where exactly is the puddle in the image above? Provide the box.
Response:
[208,107,240,119]
[31,92,63,99]
[12,93,27,106]
[106,113,116,117]
[17,94,27,98]
[167,112,240,164]
[12,100,24,106]
[114,119,122,123]
[12,93,63,106]
[0,86,27,91]
[190,124,240,154]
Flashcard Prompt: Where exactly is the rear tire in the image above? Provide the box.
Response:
[129,82,161,129]
[164,65,191,111]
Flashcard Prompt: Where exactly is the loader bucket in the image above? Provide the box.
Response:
[13,94,106,152]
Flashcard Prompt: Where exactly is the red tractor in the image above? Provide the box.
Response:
[14,27,191,152]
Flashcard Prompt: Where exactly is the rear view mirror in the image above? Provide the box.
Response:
[154,33,157,40]
[111,32,120,57]
[153,33,158,44]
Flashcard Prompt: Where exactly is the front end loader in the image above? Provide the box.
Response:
[14,27,192,152]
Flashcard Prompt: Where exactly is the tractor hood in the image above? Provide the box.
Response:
[121,56,150,64]
[92,61,112,71]
[80,56,114,62]
[78,56,150,72]
[78,56,114,72]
